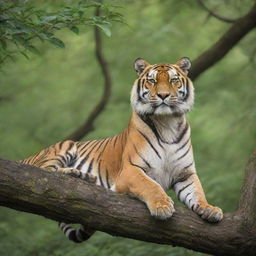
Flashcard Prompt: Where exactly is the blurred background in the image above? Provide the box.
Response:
[0,0,256,255]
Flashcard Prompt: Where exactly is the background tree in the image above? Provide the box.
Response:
[0,0,256,256]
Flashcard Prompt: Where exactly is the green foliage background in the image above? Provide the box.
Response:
[0,0,256,255]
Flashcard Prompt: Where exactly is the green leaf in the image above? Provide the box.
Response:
[69,26,79,35]
[20,51,29,59]
[96,24,111,37]
[26,45,40,55]
[48,37,65,48]
[42,15,57,23]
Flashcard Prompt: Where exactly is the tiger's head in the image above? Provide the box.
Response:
[131,57,194,116]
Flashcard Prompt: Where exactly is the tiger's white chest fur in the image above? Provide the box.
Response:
[138,115,195,191]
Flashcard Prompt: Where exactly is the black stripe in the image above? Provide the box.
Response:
[68,230,81,243]
[28,151,41,164]
[66,141,74,152]
[79,229,92,241]
[171,173,194,188]
[77,142,98,170]
[94,139,106,152]
[183,78,190,101]
[59,141,65,149]
[137,79,142,101]
[67,152,72,161]
[172,122,189,144]
[40,158,65,168]
[58,154,67,165]
[63,226,72,233]
[128,156,146,173]
[133,143,151,168]
[177,144,191,161]
[139,114,166,146]
[97,138,110,161]
[77,141,92,151]
[98,161,104,186]
[177,182,193,201]
[105,169,111,189]
[80,140,97,156]
[184,192,192,203]
[184,162,194,170]
[175,137,190,153]
[138,130,161,159]
[87,158,94,173]
[76,158,86,170]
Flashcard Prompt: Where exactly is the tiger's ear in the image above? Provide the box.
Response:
[134,58,150,75]
[175,57,191,75]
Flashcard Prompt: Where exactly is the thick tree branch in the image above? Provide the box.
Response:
[197,0,237,23]
[0,154,256,255]
[190,3,256,80]
[65,5,112,141]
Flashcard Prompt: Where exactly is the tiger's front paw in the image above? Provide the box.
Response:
[194,203,223,223]
[147,196,175,220]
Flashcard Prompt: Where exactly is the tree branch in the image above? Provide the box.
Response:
[197,0,237,23]
[65,5,112,141]
[190,2,256,80]
[0,154,256,255]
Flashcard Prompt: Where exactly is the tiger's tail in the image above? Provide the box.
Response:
[58,222,95,243]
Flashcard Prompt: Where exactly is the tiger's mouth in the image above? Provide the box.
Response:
[152,101,180,108]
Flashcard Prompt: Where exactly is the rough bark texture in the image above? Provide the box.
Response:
[65,5,112,141]
[0,151,256,255]
[190,2,256,80]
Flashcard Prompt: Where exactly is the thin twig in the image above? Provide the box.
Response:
[197,0,237,23]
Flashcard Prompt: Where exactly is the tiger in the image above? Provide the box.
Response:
[21,57,223,243]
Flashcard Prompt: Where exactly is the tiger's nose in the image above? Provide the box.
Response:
[157,92,170,100]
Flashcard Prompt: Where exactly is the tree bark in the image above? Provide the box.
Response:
[190,2,256,80]
[0,151,256,255]
[65,4,112,141]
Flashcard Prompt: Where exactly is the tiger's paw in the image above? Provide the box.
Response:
[60,168,82,177]
[83,173,97,184]
[148,196,175,220]
[194,204,223,223]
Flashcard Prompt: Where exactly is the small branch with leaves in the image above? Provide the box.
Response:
[0,0,123,65]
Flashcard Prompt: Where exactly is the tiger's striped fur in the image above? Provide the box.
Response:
[21,57,223,243]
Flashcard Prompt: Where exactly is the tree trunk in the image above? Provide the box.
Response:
[0,149,256,255]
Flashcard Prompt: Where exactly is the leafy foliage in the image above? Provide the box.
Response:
[0,0,123,64]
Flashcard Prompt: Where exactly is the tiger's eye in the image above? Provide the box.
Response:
[171,77,179,83]
[147,79,156,84]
